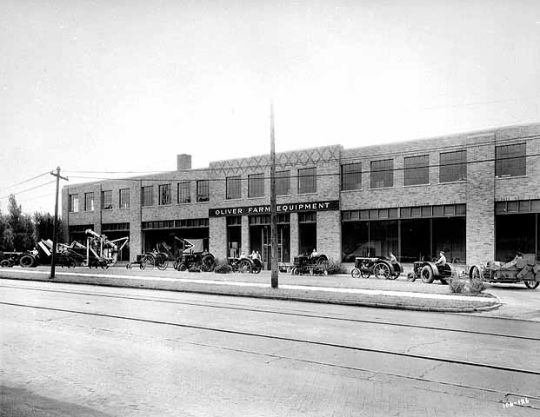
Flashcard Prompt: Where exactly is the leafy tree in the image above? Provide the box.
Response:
[33,212,62,243]
[6,194,34,251]
[0,209,13,251]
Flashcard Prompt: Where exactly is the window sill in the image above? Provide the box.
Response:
[247,196,265,200]
[495,175,527,180]
[438,179,467,185]
[403,183,431,188]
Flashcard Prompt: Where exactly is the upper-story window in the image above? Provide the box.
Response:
[248,173,265,198]
[496,143,526,177]
[84,192,94,211]
[341,162,362,191]
[141,186,154,207]
[159,184,171,205]
[226,176,241,200]
[404,155,429,186]
[119,188,130,209]
[298,167,317,194]
[177,181,191,204]
[68,194,79,213]
[197,180,210,202]
[440,150,467,183]
[101,190,112,209]
[276,170,290,196]
[370,159,393,188]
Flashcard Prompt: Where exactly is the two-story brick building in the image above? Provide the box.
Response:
[62,122,540,267]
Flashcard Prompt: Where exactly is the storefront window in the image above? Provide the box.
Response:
[496,214,536,262]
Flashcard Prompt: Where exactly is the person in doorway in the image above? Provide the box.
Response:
[389,252,398,264]
[435,251,446,266]
[310,248,319,258]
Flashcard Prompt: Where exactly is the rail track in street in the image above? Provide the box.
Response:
[2,281,540,410]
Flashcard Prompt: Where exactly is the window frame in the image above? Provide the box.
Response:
[276,170,290,196]
[298,167,317,194]
[248,173,265,198]
[197,180,210,202]
[404,155,429,186]
[101,190,113,210]
[341,162,362,191]
[68,194,79,213]
[439,150,467,183]
[158,184,172,206]
[495,143,526,177]
[141,185,154,207]
[84,192,94,212]
[370,159,394,189]
[226,176,242,200]
[119,188,130,209]
[177,181,191,204]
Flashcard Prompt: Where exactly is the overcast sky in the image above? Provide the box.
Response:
[1,0,539,214]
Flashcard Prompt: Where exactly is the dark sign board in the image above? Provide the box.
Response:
[209,200,340,217]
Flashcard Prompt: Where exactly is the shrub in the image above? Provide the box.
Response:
[448,276,466,293]
[214,261,232,274]
[325,260,347,275]
[469,276,486,294]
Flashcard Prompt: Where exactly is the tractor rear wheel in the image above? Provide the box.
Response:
[524,280,539,289]
[239,259,252,273]
[373,263,390,279]
[421,265,435,283]
[20,254,35,268]
[201,254,215,272]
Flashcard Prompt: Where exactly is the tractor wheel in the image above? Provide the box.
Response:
[0,260,11,268]
[291,267,300,275]
[360,269,371,278]
[373,263,390,279]
[421,265,435,283]
[351,268,361,278]
[252,260,262,274]
[239,259,252,273]
[141,254,155,270]
[407,272,416,282]
[524,280,539,289]
[178,263,187,271]
[201,254,215,272]
[469,266,481,280]
[20,254,36,268]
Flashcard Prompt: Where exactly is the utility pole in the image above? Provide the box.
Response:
[50,167,68,279]
[270,101,279,288]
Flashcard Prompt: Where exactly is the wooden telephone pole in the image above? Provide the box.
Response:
[50,167,68,279]
[270,102,279,288]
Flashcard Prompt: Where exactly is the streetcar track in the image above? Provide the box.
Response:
[1,282,538,342]
[2,300,540,380]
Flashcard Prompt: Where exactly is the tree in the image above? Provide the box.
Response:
[0,209,12,251]
[6,194,34,251]
[33,211,62,243]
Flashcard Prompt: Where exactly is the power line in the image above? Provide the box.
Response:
[0,180,56,200]
[63,152,540,185]
[0,171,51,193]
[61,133,540,176]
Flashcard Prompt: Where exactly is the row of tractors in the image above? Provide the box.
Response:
[0,229,129,270]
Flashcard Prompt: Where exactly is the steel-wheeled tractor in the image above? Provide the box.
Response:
[290,254,329,275]
[469,257,539,289]
[351,256,402,279]
[174,238,215,272]
[407,261,452,284]
[0,251,24,268]
[228,256,262,274]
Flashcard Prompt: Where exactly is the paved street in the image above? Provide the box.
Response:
[1,280,539,417]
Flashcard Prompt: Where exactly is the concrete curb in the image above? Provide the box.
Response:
[0,268,501,313]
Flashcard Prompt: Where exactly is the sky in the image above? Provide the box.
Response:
[1,0,539,214]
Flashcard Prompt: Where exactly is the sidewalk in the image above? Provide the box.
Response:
[0,265,500,313]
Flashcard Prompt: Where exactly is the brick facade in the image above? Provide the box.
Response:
[62,123,540,266]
